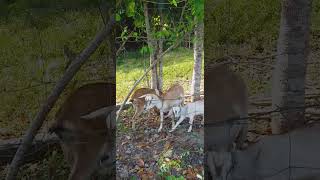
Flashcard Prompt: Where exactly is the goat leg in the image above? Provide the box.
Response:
[158,111,164,132]
[187,116,194,132]
[131,104,138,129]
[206,151,216,177]
[169,116,185,132]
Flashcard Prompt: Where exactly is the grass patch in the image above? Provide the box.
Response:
[116,48,204,103]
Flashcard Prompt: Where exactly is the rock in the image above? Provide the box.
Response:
[163,149,173,158]
[137,159,144,167]
[119,167,129,178]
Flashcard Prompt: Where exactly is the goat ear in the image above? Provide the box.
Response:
[106,109,116,130]
[80,106,115,121]
[138,94,147,99]
[138,94,149,99]
[142,94,158,100]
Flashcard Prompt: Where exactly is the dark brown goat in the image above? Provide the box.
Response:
[49,82,115,180]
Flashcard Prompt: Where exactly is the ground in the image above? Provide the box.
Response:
[116,107,204,179]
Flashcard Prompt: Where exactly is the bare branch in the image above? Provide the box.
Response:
[116,31,134,57]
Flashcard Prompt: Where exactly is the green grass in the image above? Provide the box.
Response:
[116,48,204,103]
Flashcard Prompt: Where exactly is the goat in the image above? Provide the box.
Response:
[169,100,204,132]
[140,84,184,132]
[225,124,320,180]
[129,87,162,129]
[204,64,249,180]
[48,82,115,180]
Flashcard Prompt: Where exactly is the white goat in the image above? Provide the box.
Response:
[169,100,204,133]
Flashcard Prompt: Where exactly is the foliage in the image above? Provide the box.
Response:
[157,154,182,177]
[205,0,280,51]
[191,0,204,22]
[115,0,203,55]
[205,0,320,53]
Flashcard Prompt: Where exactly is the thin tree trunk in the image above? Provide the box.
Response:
[5,15,116,180]
[189,33,191,49]
[143,2,158,90]
[158,3,164,92]
[158,40,163,91]
[271,0,312,134]
[191,22,204,102]
[143,54,150,88]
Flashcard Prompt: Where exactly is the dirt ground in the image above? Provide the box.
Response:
[116,109,204,179]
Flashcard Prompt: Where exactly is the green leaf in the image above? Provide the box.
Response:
[170,0,178,7]
[133,16,144,28]
[140,46,150,54]
[115,13,121,21]
[126,1,135,17]
[165,176,185,180]
[191,0,204,21]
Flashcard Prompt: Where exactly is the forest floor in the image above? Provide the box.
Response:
[116,104,204,179]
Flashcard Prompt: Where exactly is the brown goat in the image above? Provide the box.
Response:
[204,64,249,180]
[49,82,115,180]
[129,87,162,129]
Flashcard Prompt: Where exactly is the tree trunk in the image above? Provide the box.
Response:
[158,39,164,92]
[143,2,158,90]
[191,22,204,102]
[271,0,312,134]
[157,3,164,92]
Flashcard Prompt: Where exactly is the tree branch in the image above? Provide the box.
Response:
[116,31,133,57]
